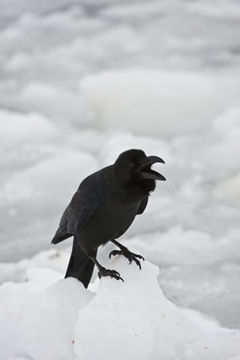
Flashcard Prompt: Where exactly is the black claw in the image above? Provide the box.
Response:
[130,257,141,270]
[109,248,144,270]
[113,270,120,277]
[98,267,124,283]
[135,259,142,270]
[133,253,145,261]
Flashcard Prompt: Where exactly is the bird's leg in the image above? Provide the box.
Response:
[109,240,145,270]
[90,256,124,282]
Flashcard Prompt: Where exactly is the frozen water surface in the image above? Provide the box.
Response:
[0,0,240,341]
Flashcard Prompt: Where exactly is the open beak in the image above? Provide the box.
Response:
[138,155,166,181]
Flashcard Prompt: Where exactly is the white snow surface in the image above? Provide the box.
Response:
[0,0,240,347]
[1,253,240,360]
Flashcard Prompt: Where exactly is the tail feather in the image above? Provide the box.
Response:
[51,224,72,244]
[65,237,96,288]
[51,232,71,244]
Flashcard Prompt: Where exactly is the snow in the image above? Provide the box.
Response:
[1,86,240,328]
[81,69,240,137]
[0,0,240,352]
[1,253,240,360]
[1,87,240,327]
[0,110,58,147]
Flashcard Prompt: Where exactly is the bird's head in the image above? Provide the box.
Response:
[114,149,166,193]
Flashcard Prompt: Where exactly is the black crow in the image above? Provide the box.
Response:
[51,149,165,288]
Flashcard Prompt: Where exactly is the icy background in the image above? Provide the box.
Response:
[0,0,240,340]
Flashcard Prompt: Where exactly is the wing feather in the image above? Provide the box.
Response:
[136,196,148,215]
[51,176,99,244]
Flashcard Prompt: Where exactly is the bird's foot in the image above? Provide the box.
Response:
[109,248,144,270]
[98,266,124,282]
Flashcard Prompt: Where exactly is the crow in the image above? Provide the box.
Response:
[51,149,165,288]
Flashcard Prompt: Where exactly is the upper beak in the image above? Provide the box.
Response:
[138,155,166,181]
[142,155,165,165]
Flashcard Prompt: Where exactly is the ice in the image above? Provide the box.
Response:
[213,108,240,138]
[127,227,240,327]
[0,0,240,342]
[0,110,58,148]
[18,82,93,126]
[24,277,92,360]
[0,249,69,285]
[213,173,240,202]
[1,151,97,203]
[1,91,240,325]
[127,227,240,267]
[1,102,240,324]
[0,271,92,360]
[8,357,30,360]
[74,258,196,360]
[0,150,98,260]
[81,69,240,137]
[0,254,240,360]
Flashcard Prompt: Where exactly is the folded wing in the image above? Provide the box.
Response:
[51,177,99,244]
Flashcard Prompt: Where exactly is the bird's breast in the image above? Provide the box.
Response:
[81,198,140,248]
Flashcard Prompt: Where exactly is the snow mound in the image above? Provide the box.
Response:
[0,256,239,360]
